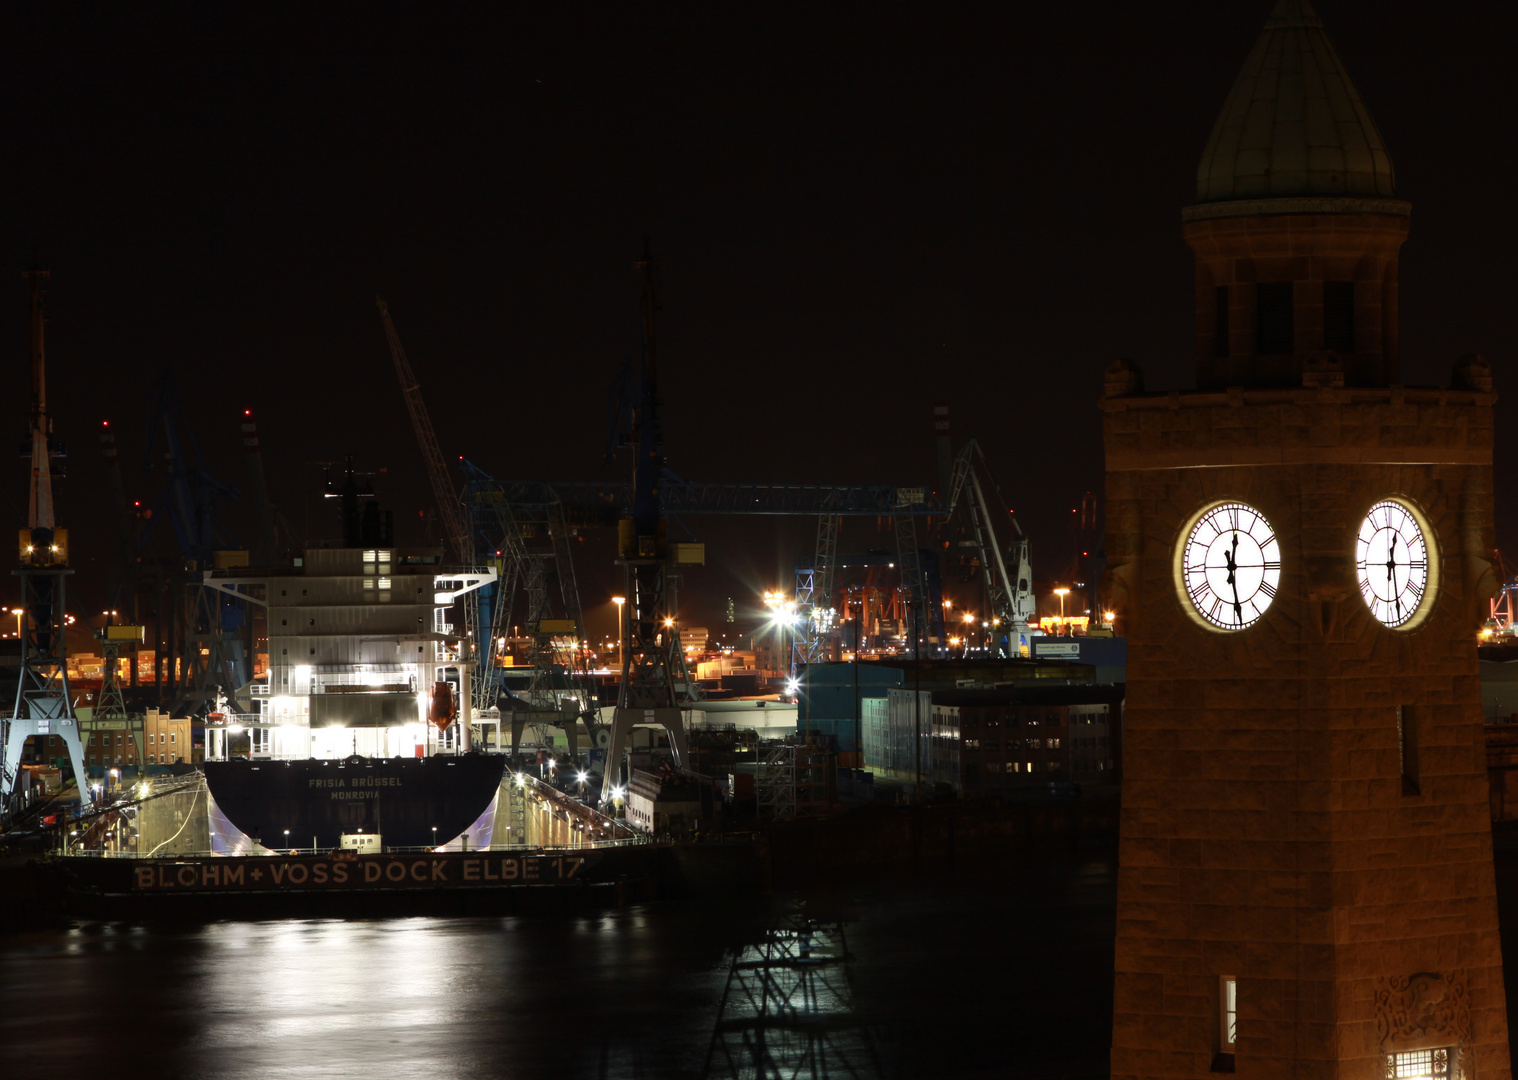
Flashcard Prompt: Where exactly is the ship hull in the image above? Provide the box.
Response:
[204,755,506,850]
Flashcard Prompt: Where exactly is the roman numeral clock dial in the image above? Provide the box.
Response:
[1176,501,1282,631]
[1356,499,1436,629]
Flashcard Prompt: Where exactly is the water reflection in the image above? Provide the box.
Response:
[704,909,880,1080]
[0,856,1120,1080]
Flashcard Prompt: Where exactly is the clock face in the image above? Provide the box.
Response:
[1177,501,1281,631]
[1357,500,1432,628]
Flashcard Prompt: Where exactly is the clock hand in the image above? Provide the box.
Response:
[1227,532,1242,619]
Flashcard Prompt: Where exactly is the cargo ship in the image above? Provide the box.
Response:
[199,535,501,851]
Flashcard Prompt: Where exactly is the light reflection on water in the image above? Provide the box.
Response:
[0,856,1120,1080]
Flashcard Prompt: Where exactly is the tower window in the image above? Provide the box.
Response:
[1214,286,1230,357]
[1256,283,1294,354]
[1213,975,1237,1072]
[1324,281,1355,353]
[1398,705,1421,796]
[1387,1049,1450,1080]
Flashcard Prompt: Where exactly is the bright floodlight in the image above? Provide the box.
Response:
[577,771,588,783]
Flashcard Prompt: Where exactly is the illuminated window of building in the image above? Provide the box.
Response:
[1387,1049,1450,1080]
[1212,975,1237,1071]
[378,576,391,590]
[1049,738,1060,749]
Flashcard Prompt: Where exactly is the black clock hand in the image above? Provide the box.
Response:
[1226,533,1242,619]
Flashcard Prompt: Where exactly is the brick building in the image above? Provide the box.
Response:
[1106,3,1509,1078]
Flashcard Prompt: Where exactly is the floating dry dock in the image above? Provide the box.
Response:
[40,842,678,917]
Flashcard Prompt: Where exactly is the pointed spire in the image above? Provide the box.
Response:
[1195,0,1395,203]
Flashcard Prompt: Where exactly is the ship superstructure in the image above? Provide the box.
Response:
[204,544,495,761]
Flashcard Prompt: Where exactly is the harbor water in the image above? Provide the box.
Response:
[0,854,1117,1080]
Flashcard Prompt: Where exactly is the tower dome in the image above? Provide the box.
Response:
[1195,0,1395,204]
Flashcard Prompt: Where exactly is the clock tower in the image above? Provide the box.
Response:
[1105,3,1511,1079]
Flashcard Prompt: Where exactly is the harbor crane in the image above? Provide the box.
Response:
[943,438,1036,656]
[599,243,693,803]
[2,268,93,810]
[376,298,470,567]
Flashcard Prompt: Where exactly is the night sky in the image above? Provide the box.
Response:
[2,2,1513,642]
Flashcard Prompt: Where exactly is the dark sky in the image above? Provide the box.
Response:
[1,2,1513,641]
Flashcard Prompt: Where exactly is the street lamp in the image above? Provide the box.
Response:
[1054,587,1070,633]
[431,825,438,850]
[612,597,626,664]
[10,608,21,638]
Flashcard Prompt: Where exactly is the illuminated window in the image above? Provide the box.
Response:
[378,577,391,589]
[363,549,377,563]
[1049,738,1060,749]
[1219,976,1237,1052]
[1387,1049,1449,1080]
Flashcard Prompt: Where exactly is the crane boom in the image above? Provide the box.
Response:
[376,298,468,565]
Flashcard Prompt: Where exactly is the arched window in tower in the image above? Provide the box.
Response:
[1256,283,1294,354]
[1214,286,1230,358]
[1324,281,1355,353]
